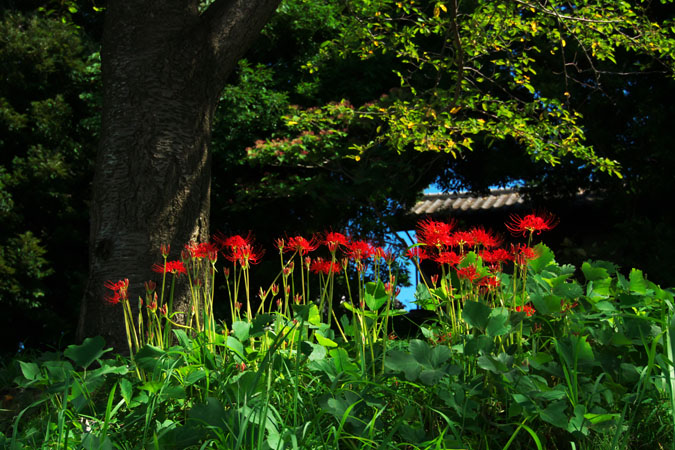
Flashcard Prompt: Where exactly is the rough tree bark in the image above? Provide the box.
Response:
[78,0,281,350]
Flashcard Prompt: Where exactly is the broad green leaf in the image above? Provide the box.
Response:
[330,348,358,373]
[584,412,620,424]
[414,283,435,310]
[419,368,446,385]
[531,294,561,315]
[250,313,274,335]
[552,281,583,300]
[463,334,494,356]
[409,339,432,367]
[365,280,388,310]
[307,342,327,361]
[587,278,612,300]
[462,300,491,330]
[119,377,133,406]
[173,329,192,349]
[19,361,40,381]
[581,261,609,282]
[477,355,508,374]
[629,268,647,294]
[189,397,227,428]
[486,307,511,337]
[430,345,452,367]
[567,404,588,434]
[231,321,250,341]
[315,332,338,348]
[529,243,555,273]
[64,336,109,369]
[385,349,421,381]
[226,336,245,361]
[540,400,568,429]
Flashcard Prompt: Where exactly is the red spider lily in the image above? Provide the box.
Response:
[430,274,439,286]
[214,233,251,251]
[384,282,401,298]
[417,217,456,248]
[346,240,375,262]
[511,243,538,266]
[310,257,342,275]
[449,230,473,249]
[435,250,462,266]
[104,279,129,304]
[406,246,430,261]
[456,265,482,282]
[152,260,187,275]
[274,237,285,252]
[227,244,264,268]
[469,226,502,249]
[160,244,170,258]
[218,233,264,268]
[286,235,319,255]
[478,275,501,290]
[185,241,219,259]
[505,211,558,237]
[144,280,156,293]
[515,304,536,316]
[480,248,513,265]
[147,299,158,312]
[323,231,349,253]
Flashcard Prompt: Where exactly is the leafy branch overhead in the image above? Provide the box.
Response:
[251,0,675,178]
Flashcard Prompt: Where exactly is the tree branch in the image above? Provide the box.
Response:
[201,0,282,77]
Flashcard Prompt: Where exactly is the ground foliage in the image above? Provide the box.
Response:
[2,219,675,449]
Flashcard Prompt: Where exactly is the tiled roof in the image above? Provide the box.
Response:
[411,188,525,216]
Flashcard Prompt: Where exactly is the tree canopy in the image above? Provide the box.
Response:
[1,0,674,352]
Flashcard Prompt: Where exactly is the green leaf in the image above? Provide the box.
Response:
[477,355,508,374]
[584,412,620,425]
[64,336,109,369]
[581,261,609,282]
[540,400,568,429]
[486,307,511,337]
[250,313,274,336]
[315,332,338,348]
[173,329,192,349]
[529,243,555,273]
[119,378,133,406]
[531,294,561,315]
[385,349,421,381]
[463,300,491,330]
[552,281,583,300]
[414,283,435,310]
[365,281,388,310]
[629,268,647,294]
[19,361,41,381]
[226,336,245,361]
[231,321,250,341]
[330,348,358,373]
[307,342,327,361]
[587,278,611,300]
[409,339,432,367]
[419,368,446,385]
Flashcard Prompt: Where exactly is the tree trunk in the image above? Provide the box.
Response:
[78,0,281,350]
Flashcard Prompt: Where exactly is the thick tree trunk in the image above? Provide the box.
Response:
[78,0,280,350]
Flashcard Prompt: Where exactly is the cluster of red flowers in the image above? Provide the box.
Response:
[515,304,536,317]
[505,211,558,237]
[214,233,264,269]
[409,212,557,293]
[310,258,342,275]
[275,231,392,270]
[414,218,503,264]
[104,278,129,305]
